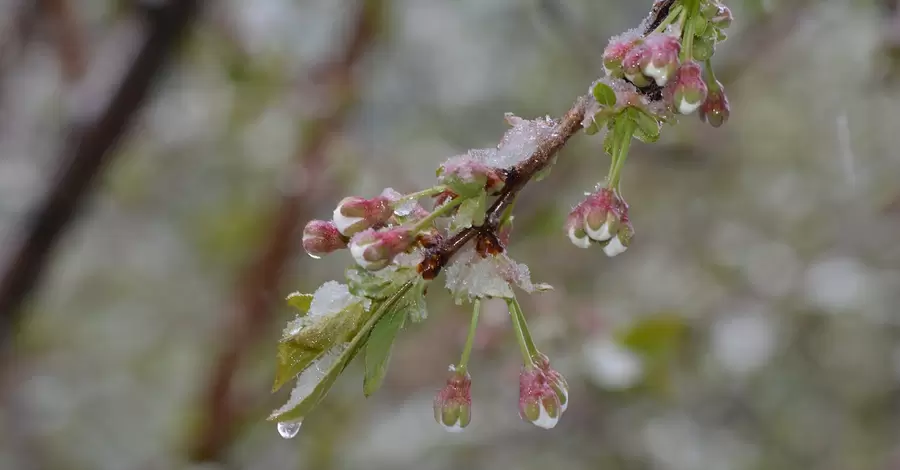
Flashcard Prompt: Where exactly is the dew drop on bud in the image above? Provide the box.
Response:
[277,421,302,439]
[305,251,322,260]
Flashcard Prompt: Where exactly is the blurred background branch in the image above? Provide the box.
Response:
[188,0,386,462]
[0,0,202,350]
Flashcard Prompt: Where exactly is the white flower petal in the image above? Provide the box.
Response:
[603,237,628,257]
[585,221,612,242]
[677,97,702,115]
[532,402,560,429]
[332,208,364,235]
[567,226,592,249]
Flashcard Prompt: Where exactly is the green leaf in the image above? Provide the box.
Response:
[269,282,415,423]
[272,342,323,392]
[450,192,486,231]
[584,120,600,136]
[363,305,406,397]
[591,81,617,107]
[286,292,313,315]
[628,108,661,143]
[603,117,622,157]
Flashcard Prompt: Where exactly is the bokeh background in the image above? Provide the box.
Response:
[2,0,900,469]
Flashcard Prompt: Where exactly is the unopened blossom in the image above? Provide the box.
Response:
[622,41,651,88]
[565,188,633,257]
[433,368,472,432]
[349,227,415,271]
[518,367,562,429]
[302,220,347,258]
[708,4,733,28]
[332,195,393,236]
[603,38,637,77]
[699,79,730,128]
[533,353,569,413]
[639,33,681,86]
[669,61,708,115]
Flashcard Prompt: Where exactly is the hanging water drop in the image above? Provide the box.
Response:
[277,421,302,439]
[306,251,322,260]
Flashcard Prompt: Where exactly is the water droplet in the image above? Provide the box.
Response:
[394,199,416,217]
[277,421,302,439]
[305,251,322,260]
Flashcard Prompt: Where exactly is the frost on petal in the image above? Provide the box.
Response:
[270,345,347,419]
[444,247,547,303]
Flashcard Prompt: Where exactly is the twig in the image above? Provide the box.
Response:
[188,0,384,462]
[0,1,203,349]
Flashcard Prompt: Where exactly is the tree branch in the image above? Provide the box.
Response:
[188,0,385,462]
[0,1,202,348]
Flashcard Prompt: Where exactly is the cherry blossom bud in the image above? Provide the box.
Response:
[640,33,681,86]
[602,38,636,77]
[669,62,708,115]
[439,156,505,193]
[349,227,415,271]
[699,80,730,128]
[533,353,569,413]
[433,368,472,432]
[518,367,561,429]
[564,204,591,249]
[622,42,652,88]
[603,214,634,257]
[302,220,347,258]
[581,188,624,243]
[332,196,393,236]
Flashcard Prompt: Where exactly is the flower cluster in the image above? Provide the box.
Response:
[270,0,734,440]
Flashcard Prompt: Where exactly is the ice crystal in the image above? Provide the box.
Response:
[443,246,549,303]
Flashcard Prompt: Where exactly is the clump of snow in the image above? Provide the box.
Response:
[282,281,371,340]
[444,246,549,303]
[270,344,347,419]
[492,114,557,168]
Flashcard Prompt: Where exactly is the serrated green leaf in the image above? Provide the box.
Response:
[591,81,617,107]
[269,282,414,422]
[628,108,661,143]
[363,305,406,397]
[286,292,313,315]
[346,267,395,300]
[272,342,323,392]
[443,176,484,199]
[450,192,486,231]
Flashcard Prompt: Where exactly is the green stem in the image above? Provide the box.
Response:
[507,298,535,368]
[608,119,635,190]
[411,195,466,233]
[681,15,695,63]
[395,185,447,205]
[509,296,539,360]
[704,58,720,90]
[653,4,684,34]
[457,299,481,371]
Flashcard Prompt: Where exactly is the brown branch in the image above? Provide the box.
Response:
[0,1,203,349]
[417,1,676,279]
[188,0,384,463]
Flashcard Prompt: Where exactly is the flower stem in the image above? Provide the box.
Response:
[395,185,447,205]
[411,195,466,233]
[653,4,684,34]
[457,299,481,371]
[507,298,535,368]
[509,296,539,360]
[704,58,720,91]
[608,119,636,190]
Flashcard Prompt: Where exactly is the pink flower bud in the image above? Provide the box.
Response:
[518,367,561,429]
[348,227,415,271]
[533,353,569,413]
[332,196,393,236]
[640,33,681,86]
[622,42,652,88]
[603,38,637,77]
[301,220,347,258]
[699,80,730,128]
[669,62,708,115]
[439,155,505,193]
[433,368,472,432]
[564,204,591,249]
[603,213,633,257]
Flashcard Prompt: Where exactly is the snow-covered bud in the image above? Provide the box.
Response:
[603,38,636,77]
[564,204,590,249]
[518,367,561,429]
[533,353,569,413]
[433,368,472,432]
[640,33,681,86]
[332,196,393,236]
[302,220,346,258]
[438,156,505,194]
[669,62,708,115]
[699,80,730,128]
[622,42,652,88]
[349,227,414,271]
[603,214,634,257]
